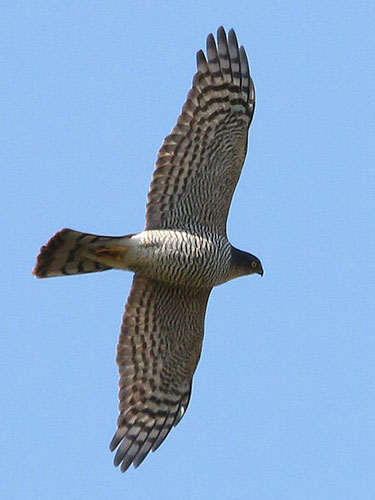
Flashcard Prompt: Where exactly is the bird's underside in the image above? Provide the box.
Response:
[33,27,262,472]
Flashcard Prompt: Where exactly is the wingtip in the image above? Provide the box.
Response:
[227,28,239,53]
[196,49,207,68]
[205,32,216,59]
[217,25,226,37]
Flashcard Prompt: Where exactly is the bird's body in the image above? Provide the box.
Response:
[117,229,234,287]
[33,27,263,472]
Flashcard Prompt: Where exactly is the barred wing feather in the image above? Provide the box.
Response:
[145,27,255,235]
[111,275,211,472]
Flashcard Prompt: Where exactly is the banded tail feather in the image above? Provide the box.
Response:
[32,228,129,278]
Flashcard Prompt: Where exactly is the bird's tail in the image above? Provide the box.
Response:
[32,228,132,278]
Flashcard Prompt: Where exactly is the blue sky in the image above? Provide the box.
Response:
[2,1,375,499]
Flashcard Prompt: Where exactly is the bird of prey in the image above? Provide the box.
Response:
[33,27,263,472]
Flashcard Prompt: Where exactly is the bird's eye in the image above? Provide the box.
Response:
[251,261,257,268]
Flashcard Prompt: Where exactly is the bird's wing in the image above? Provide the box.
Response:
[145,27,255,235]
[110,275,211,472]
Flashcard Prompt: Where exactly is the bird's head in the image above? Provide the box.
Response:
[230,247,264,278]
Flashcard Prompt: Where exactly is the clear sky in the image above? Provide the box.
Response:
[2,1,375,499]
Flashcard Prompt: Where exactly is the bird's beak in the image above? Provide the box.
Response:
[258,264,264,276]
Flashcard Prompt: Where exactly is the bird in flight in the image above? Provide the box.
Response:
[33,27,263,472]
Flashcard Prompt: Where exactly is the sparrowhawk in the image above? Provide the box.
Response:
[33,27,263,473]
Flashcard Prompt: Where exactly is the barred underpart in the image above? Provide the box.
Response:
[126,229,233,288]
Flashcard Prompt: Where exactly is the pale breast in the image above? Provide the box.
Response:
[126,230,232,288]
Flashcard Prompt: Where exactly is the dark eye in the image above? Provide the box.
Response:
[251,261,257,268]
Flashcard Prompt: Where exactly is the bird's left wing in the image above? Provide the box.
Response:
[145,27,255,235]
[110,275,211,472]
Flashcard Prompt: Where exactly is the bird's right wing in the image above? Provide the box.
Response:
[145,27,255,235]
[110,275,211,472]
